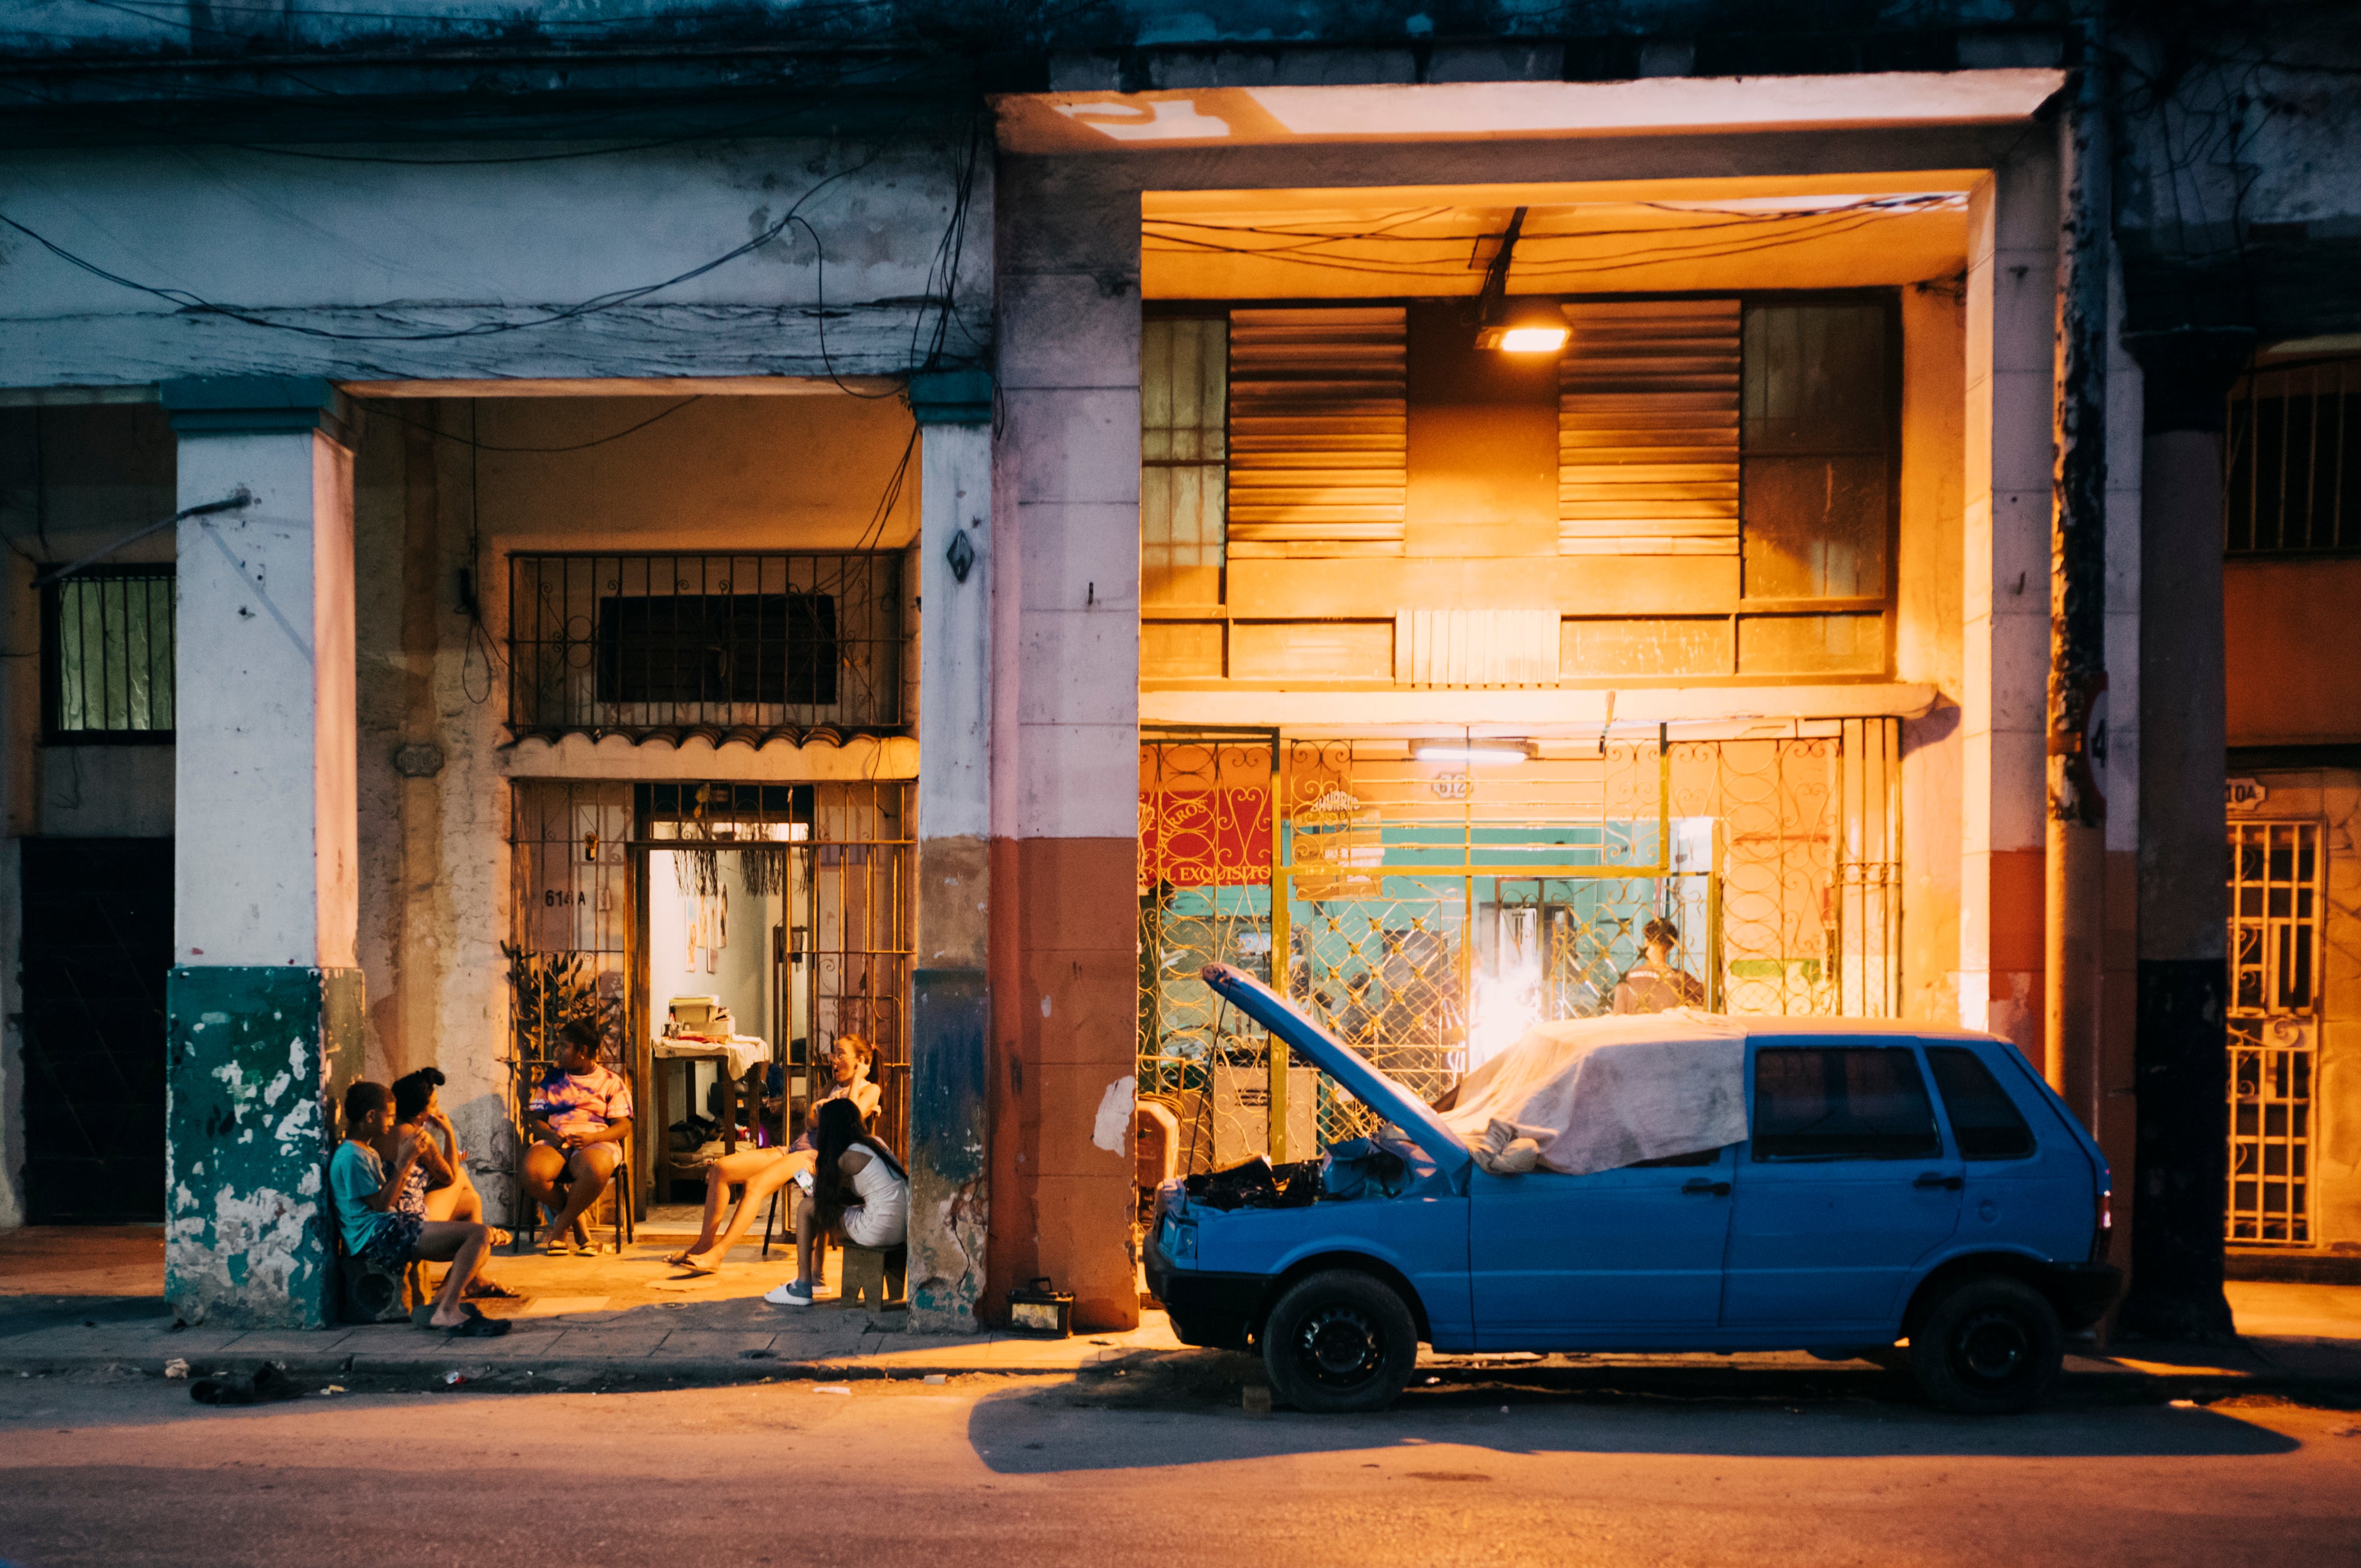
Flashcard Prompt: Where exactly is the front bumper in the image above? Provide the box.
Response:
[2043,1261,2124,1330]
[1144,1201,1264,1350]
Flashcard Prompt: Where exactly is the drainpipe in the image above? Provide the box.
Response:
[2045,11,2110,1133]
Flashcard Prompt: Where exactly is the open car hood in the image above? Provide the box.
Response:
[1199,963,1473,1179]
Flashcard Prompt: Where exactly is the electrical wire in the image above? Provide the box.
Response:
[1142,198,1954,283]
[0,150,876,343]
[360,396,704,453]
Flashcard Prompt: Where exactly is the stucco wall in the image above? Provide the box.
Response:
[2226,559,2361,750]
[0,136,987,387]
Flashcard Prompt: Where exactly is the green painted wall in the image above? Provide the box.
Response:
[165,966,363,1328]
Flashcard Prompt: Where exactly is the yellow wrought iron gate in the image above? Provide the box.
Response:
[2226,820,2322,1245]
[1139,721,1902,1171]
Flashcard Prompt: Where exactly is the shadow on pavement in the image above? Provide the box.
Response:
[963,1358,2306,1472]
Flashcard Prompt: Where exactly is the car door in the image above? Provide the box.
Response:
[1471,1144,1737,1348]
[1721,1040,1964,1332]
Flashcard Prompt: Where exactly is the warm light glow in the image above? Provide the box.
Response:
[1415,742,1532,766]
[1496,325,1570,353]
[1467,966,1544,1072]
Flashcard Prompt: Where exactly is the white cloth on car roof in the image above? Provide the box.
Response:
[1441,1009,1748,1176]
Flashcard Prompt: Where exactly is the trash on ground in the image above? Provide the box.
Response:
[162,1359,189,1379]
[812,1383,853,1396]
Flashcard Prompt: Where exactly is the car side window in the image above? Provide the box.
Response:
[1752,1047,1941,1161]
[1926,1047,2038,1160]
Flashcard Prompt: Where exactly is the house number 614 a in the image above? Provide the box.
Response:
[1431,773,1470,800]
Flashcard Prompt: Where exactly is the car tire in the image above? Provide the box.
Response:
[1909,1275,2064,1415]
[1260,1268,1418,1415]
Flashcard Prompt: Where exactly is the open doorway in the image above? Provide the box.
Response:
[645,834,802,1205]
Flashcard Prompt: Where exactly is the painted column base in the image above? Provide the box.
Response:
[2120,957,2236,1341]
[908,967,989,1333]
[166,966,364,1328]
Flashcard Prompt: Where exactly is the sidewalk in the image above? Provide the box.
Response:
[0,1226,1180,1386]
[5,1226,2360,1401]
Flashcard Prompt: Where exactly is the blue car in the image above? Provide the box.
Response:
[1146,964,2121,1415]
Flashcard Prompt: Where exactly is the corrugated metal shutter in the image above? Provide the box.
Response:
[1394,607,1561,688]
[1559,299,1741,555]
[1227,307,1407,557]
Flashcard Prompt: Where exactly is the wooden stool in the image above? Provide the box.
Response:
[839,1243,907,1311]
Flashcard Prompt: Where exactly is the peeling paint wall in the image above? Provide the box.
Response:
[164,966,359,1327]
[0,137,987,388]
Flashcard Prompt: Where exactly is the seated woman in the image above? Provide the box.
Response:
[763,1095,908,1308]
[665,1034,879,1274]
[382,1066,516,1298]
[521,1020,635,1255]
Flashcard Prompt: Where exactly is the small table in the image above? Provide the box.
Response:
[653,1034,771,1164]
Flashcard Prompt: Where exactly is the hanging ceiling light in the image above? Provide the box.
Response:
[1474,296,1570,354]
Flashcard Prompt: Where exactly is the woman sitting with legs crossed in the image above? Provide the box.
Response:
[520,1020,635,1255]
[764,1095,907,1307]
[666,1035,881,1275]
[384,1066,516,1298]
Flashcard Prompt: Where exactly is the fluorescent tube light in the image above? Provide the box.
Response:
[1415,741,1535,766]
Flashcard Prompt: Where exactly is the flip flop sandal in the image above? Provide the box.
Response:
[444,1314,513,1338]
[672,1259,720,1277]
[461,1276,523,1300]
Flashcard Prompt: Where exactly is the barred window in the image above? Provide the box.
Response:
[42,567,174,744]
[509,553,902,743]
[1142,315,1229,606]
[2226,359,2361,555]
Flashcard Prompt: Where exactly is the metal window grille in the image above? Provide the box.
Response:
[2226,359,2361,554]
[508,553,905,744]
[2226,820,2321,1245]
[1142,316,1229,607]
[41,567,174,743]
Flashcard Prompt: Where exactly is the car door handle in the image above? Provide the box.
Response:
[1682,1178,1732,1197]
[1913,1173,1964,1191]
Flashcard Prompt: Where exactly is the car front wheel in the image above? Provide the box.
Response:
[1260,1269,1420,1414]
[1909,1275,2064,1415]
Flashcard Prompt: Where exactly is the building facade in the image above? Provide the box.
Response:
[2,1,2357,1332]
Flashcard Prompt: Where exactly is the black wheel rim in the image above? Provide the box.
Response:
[1293,1303,1384,1390]
[1948,1307,2035,1390]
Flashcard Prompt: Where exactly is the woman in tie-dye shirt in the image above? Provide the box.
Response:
[522,1021,635,1254]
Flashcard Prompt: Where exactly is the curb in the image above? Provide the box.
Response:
[10,1343,2359,1406]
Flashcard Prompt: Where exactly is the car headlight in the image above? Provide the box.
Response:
[1160,1215,1197,1261]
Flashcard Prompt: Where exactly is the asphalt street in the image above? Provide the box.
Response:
[0,1360,2356,1567]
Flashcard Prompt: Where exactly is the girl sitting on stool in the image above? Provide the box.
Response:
[764,1095,907,1307]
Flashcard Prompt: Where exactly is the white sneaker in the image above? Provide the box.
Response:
[764,1280,815,1307]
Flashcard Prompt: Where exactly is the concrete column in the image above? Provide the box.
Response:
[2099,261,2147,1246]
[908,369,994,1333]
[159,377,363,1328]
[2119,327,2253,1341]
[1960,144,2059,1060]
[2045,37,2111,1132]
[989,158,1144,1332]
